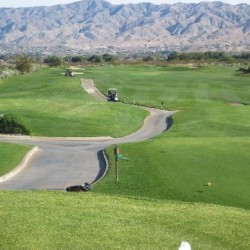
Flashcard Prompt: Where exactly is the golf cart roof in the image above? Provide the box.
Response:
[108,88,117,91]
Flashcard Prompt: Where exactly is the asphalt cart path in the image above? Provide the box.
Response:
[0,80,174,190]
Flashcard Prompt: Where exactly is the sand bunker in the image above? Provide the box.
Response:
[70,67,84,70]
[61,72,84,75]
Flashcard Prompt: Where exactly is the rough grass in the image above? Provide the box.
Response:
[0,67,147,137]
[0,142,31,176]
[0,191,249,250]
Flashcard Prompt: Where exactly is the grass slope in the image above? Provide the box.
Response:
[0,192,249,249]
[0,65,249,249]
[86,65,250,109]
[95,137,250,209]
[0,142,31,176]
[0,67,147,137]
[88,65,250,209]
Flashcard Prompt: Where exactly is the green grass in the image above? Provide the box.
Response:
[169,103,250,138]
[0,142,31,176]
[0,67,147,137]
[86,65,250,109]
[94,137,250,209]
[0,191,249,249]
[87,65,250,209]
[1,65,250,248]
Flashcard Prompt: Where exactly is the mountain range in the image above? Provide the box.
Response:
[0,0,250,54]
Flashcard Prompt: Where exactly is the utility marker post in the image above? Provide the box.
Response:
[114,145,119,182]
[161,101,164,110]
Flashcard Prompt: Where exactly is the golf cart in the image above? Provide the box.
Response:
[107,88,118,102]
[66,183,91,192]
[65,68,73,77]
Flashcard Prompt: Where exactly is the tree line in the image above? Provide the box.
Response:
[43,51,250,65]
[44,53,117,66]
[1,51,249,75]
[167,51,250,62]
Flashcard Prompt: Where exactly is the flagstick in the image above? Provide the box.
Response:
[114,145,119,183]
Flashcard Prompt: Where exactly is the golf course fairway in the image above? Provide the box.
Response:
[0,64,249,249]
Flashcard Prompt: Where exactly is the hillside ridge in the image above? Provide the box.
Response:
[0,0,250,53]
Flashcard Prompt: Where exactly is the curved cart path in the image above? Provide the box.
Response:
[0,80,175,190]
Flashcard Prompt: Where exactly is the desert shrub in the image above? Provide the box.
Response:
[102,53,117,63]
[15,55,33,74]
[0,113,30,135]
[238,67,250,73]
[44,56,63,67]
[143,55,155,61]
[0,69,19,79]
[71,56,82,63]
[87,55,102,63]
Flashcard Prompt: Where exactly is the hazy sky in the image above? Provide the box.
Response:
[0,0,249,8]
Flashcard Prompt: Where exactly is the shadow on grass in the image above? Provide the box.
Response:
[92,150,107,184]
[165,115,174,132]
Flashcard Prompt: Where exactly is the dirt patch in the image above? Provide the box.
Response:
[81,79,107,101]
[61,72,84,75]
[229,102,248,107]
[70,67,84,70]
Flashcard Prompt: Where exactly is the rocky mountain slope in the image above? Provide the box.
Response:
[0,0,250,53]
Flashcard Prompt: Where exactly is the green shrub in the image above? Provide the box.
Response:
[15,55,33,74]
[0,113,30,135]
[44,56,63,67]
[238,66,250,73]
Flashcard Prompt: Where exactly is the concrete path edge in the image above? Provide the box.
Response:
[92,149,109,185]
